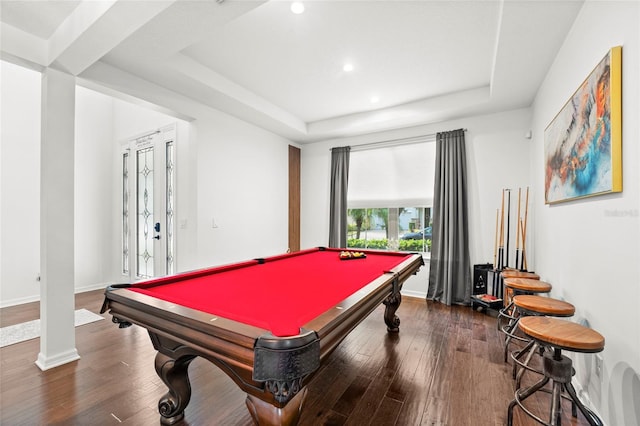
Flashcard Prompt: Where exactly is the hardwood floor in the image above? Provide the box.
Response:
[0,290,592,425]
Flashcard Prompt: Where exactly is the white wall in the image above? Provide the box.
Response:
[193,110,291,268]
[301,108,533,297]
[74,87,115,291]
[0,61,41,306]
[530,2,640,424]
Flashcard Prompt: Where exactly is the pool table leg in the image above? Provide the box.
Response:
[383,291,402,333]
[154,351,196,425]
[245,387,307,426]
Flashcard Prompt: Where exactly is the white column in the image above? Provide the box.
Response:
[36,67,79,370]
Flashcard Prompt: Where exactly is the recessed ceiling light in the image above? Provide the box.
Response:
[343,63,354,72]
[291,2,304,14]
[370,96,380,104]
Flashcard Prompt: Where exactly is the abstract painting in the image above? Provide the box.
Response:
[544,46,622,204]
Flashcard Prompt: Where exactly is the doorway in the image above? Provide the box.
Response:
[121,124,176,281]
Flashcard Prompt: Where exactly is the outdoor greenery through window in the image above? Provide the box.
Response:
[347,207,432,253]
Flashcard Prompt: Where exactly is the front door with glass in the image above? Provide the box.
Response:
[122,125,176,281]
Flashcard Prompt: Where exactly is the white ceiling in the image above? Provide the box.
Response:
[0,0,584,143]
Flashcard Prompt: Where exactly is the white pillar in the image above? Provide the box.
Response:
[36,67,79,370]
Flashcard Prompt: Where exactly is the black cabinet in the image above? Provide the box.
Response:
[471,263,503,311]
[473,263,493,295]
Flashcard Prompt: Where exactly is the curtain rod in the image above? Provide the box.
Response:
[335,128,467,152]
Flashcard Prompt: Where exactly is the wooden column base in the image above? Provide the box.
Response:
[245,388,307,426]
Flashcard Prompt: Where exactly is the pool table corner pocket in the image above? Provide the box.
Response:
[253,330,320,404]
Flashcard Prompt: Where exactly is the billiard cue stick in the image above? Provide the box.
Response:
[520,187,530,271]
[515,188,521,270]
[493,208,499,270]
[494,190,505,294]
[520,220,528,271]
[505,189,511,268]
[498,189,505,270]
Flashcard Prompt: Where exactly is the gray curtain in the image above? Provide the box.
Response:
[328,146,350,248]
[427,129,472,305]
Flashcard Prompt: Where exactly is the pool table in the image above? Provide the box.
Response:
[101,247,423,425]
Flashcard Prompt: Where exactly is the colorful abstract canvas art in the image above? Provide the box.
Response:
[544,46,622,204]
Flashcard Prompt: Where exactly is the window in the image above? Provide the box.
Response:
[347,207,432,252]
[346,137,436,253]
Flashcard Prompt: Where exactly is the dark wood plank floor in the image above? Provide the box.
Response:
[0,290,591,425]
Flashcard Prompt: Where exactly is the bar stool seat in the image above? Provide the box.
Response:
[501,271,541,300]
[514,295,575,316]
[505,278,552,294]
[518,316,604,352]
[510,296,575,387]
[507,316,605,426]
[502,270,541,280]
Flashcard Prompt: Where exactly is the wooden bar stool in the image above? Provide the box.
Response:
[510,295,575,387]
[507,316,605,426]
[498,278,552,360]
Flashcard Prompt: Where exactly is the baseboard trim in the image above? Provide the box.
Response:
[401,289,427,299]
[0,294,40,309]
[0,282,115,309]
[75,282,112,294]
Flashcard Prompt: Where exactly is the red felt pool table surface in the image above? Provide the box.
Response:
[128,247,413,337]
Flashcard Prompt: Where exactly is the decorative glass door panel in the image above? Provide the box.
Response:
[165,142,175,275]
[137,146,155,278]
